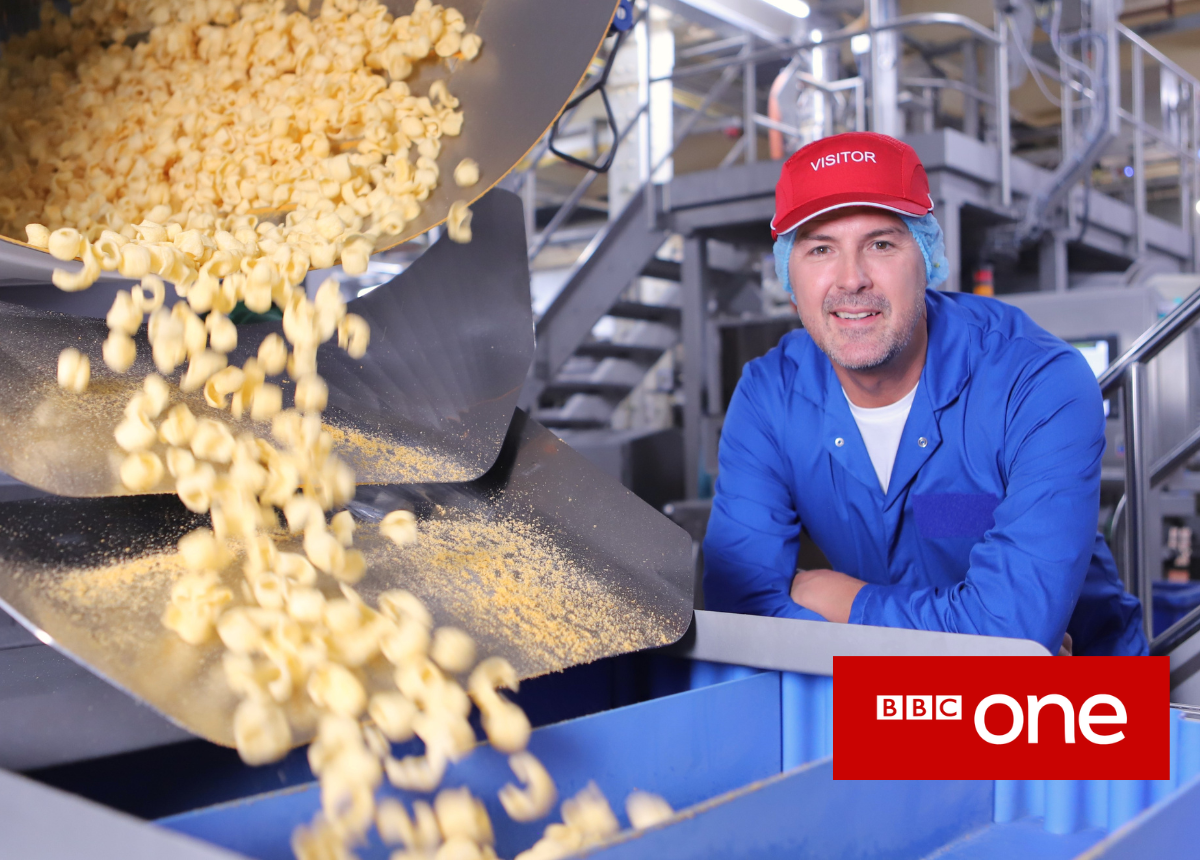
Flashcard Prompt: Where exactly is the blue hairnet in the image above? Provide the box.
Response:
[772,211,948,296]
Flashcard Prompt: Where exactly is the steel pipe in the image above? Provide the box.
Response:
[655,12,1002,85]
[1122,363,1156,639]
[1097,288,1200,394]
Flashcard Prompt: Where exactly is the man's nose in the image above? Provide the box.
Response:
[832,249,871,292]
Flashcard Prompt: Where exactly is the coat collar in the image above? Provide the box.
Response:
[786,289,971,413]
[917,290,971,411]
[798,290,972,505]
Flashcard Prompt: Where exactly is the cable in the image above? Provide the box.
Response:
[1048,0,1103,89]
[1075,167,1092,243]
[1008,0,1110,249]
[1005,11,1061,108]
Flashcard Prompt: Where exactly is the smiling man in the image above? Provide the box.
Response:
[702,132,1147,656]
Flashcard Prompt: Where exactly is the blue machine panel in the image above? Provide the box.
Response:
[163,672,783,859]
[159,669,1200,860]
[995,708,1200,834]
[1084,775,1200,859]
[589,758,991,860]
[913,818,1107,860]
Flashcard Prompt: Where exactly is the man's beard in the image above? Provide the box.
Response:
[801,291,925,372]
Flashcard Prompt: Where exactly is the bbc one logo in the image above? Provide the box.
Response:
[837,657,1166,780]
[876,693,1128,745]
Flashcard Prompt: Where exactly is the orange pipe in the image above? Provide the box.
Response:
[768,66,789,160]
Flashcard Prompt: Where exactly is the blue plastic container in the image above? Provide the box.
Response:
[1152,581,1200,636]
[159,664,1200,860]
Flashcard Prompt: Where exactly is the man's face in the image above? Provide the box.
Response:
[788,208,927,372]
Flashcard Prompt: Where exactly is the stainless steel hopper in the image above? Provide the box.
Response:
[0,189,534,494]
[0,411,694,747]
[0,0,694,752]
[0,0,622,279]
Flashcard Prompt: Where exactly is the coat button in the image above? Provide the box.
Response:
[834,437,845,447]
[918,436,928,448]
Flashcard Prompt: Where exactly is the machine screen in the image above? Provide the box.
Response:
[1072,339,1110,376]
[1070,336,1118,418]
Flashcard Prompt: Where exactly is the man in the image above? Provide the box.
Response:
[703,132,1147,656]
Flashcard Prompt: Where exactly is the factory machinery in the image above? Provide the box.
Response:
[0,1,1200,858]
[508,0,1200,702]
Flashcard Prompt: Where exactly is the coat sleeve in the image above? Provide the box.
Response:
[703,361,826,621]
[847,348,1104,652]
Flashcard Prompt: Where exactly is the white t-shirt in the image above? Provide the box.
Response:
[844,383,919,493]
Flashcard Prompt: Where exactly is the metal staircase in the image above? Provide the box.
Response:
[519,187,678,428]
[500,1,1200,674]
[509,2,1200,603]
[531,290,682,429]
[518,1,1200,437]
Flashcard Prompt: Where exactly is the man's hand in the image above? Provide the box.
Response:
[790,569,867,623]
[1058,632,1073,656]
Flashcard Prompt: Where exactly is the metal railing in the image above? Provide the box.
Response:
[523,8,1018,265]
[1115,23,1200,265]
[740,11,1013,204]
[1098,288,1200,652]
[758,73,866,143]
[519,4,1200,655]
[524,3,1200,266]
[971,15,1200,262]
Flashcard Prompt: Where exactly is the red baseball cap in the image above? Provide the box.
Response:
[771,132,933,239]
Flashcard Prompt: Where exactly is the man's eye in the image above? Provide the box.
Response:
[873,241,893,250]
[810,245,830,255]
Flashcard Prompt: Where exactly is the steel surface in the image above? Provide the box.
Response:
[0,0,620,279]
[0,643,191,771]
[0,411,694,747]
[665,609,1051,675]
[0,770,248,860]
[0,189,533,496]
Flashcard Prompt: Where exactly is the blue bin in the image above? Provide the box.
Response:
[160,665,1200,860]
[1153,581,1200,636]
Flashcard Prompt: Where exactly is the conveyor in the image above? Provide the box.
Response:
[2,617,1198,859]
[161,658,1200,860]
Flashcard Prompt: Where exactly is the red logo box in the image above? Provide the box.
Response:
[832,656,1170,780]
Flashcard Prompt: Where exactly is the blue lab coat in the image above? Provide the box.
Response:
[703,289,1147,656]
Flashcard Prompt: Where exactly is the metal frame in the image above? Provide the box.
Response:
[519,3,1200,273]
[1097,287,1200,649]
[665,609,1050,676]
[1015,19,1200,264]
[517,5,1200,657]
[524,10,1018,264]
[1115,23,1200,268]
